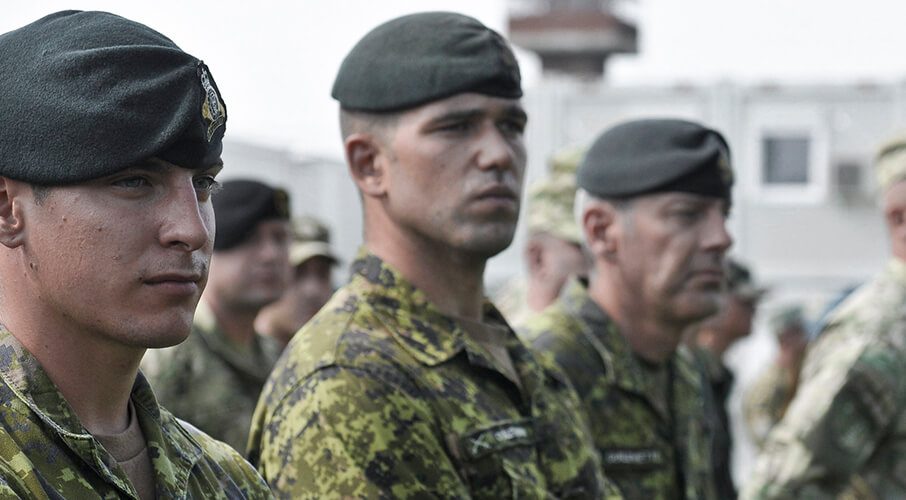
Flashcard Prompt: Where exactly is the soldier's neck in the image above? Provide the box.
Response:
[588,275,682,364]
[2,311,138,435]
[367,238,487,321]
[203,297,260,347]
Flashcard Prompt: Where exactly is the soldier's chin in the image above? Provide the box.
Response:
[464,230,516,258]
[674,294,721,323]
[138,320,194,349]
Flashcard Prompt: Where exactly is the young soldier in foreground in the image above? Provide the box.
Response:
[521,119,734,499]
[248,11,618,499]
[0,11,271,499]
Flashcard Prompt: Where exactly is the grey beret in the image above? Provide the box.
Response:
[577,118,733,200]
[213,180,290,251]
[332,11,522,112]
[0,11,226,185]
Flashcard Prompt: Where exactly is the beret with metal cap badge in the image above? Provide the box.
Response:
[0,10,227,185]
[577,118,733,201]
[332,11,522,112]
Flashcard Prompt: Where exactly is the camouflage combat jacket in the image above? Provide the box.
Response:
[142,302,281,452]
[0,328,272,499]
[742,361,797,450]
[742,259,906,499]
[248,252,618,499]
[521,278,718,500]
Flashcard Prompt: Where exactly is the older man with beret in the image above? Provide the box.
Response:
[742,130,906,499]
[248,11,618,499]
[143,179,290,453]
[521,118,734,499]
[0,11,270,498]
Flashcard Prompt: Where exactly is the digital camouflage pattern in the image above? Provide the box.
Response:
[521,277,718,500]
[142,301,281,452]
[525,171,582,244]
[742,259,906,499]
[0,328,272,499]
[248,252,620,499]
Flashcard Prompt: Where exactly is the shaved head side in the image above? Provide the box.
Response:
[339,108,400,143]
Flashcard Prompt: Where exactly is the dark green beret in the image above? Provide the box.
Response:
[0,10,226,185]
[213,180,290,251]
[332,11,522,112]
[577,119,733,201]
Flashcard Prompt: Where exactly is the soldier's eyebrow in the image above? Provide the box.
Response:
[427,105,527,127]
[428,108,484,125]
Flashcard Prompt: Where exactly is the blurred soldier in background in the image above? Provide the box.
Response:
[742,304,808,450]
[0,11,269,498]
[522,118,734,499]
[687,257,766,499]
[248,11,616,499]
[143,179,290,452]
[256,214,339,349]
[495,146,588,326]
[742,131,906,499]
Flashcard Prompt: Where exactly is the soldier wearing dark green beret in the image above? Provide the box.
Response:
[143,179,291,453]
[521,118,734,499]
[248,11,618,499]
[0,10,270,499]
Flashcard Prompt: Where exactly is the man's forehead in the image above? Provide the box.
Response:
[144,157,224,174]
[409,93,525,119]
[640,191,726,207]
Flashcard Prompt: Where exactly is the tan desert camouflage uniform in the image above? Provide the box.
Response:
[742,361,799,450]
[0,328,272,499]
[142,302,281,452]
[521,278,718,500]
[742,259,906,499]
[248,252,620,499]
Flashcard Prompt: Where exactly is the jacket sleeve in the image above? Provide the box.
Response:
[254,364,471,499]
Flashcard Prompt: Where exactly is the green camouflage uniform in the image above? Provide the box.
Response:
[0,328,272,499]
[521,277,718,499]
[142,302,281,452]
[742,259,906,499]
[248,252,619,499]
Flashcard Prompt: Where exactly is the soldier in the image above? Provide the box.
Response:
[143,179,290,452]
[741,304,808,450]
[255,214,339,349]
[495,146,589,327]
[687,258,766,499]
[521,118,734,499]
[248,12,617,498]
[0,11,270,498]
[741,131,906,498]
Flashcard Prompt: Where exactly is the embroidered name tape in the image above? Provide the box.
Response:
[600,447,664,470]
[458,419,536,460]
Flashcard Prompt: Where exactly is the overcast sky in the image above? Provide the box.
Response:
[7,0,906,158]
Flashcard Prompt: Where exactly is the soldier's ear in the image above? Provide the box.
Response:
[0,177,29,249]
[346,132,387,198]
[582,201,619,262]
